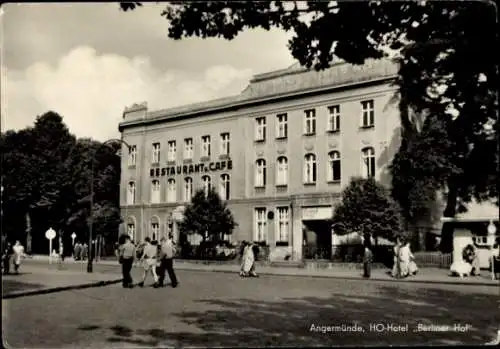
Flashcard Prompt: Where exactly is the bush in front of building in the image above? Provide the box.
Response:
[179,188,237,247]
[331,177,404,263]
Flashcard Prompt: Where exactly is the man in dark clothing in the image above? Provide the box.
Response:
[363,233,373,278]
[158,234,178,288]
[118,235,135,288]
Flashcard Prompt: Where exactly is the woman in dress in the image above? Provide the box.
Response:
[399,238,411,278]
[391,236,402,278]
[240,242,258,277]
[12,240,25,274]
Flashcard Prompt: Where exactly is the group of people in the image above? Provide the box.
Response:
[117,233,178,289]
[72,242,89,261]
[2,240,26,275]
[239,241,259,277]
[391,236,418,278]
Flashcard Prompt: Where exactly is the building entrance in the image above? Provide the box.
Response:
[303,220,332,260]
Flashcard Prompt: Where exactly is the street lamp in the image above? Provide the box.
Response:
[87,138,131,273]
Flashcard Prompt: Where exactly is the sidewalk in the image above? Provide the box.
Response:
[2,264,122,299]
[27,255,500,287]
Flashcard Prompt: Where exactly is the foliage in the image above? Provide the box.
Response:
[1,112,122,253]
[120,1,498,219]
[178,187,236,243]
[331,177,404,242]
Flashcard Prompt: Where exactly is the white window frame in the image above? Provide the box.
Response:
[276,113,288,138]
[127,223,135,239]
[184,138,193,159]
[276,207,290,243]
[361,100,375,127]
[127,181,136,205]
[220,133,230,156]
[167,178,176,203]
[254,208,267,242]
[255,117,267,141]
[303,153,317,184]
[183,177,193,201]
[328,105,340,132]
[151,221,160,240]
[276,156,288,186]
[304,109,316,135]
[220,174,230,200]
[151,179,161,203]
[202,175,211,196]
[128,145,137,166]
[167,141,176,162]
[255,159,266,187]
[152,142,161,164]
[362,147,376,178]
[201,135,211,157]
[328,151,341,182]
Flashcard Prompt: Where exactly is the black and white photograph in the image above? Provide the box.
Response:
[1,1,499,347]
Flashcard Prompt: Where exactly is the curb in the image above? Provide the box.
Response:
[173,265,500,287]
[2,279,122,300]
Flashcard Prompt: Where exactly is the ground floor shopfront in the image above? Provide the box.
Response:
[120,193,340,262]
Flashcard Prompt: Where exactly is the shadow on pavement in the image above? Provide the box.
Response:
[77,285,499,347]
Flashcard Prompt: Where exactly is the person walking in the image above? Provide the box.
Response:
[2,242,12,274]
[391,236,402,278]
[12,240,25,274]
[363,235,373,278]
[158,234,178,288]
[138,237,159,288]
[118,235,135,288]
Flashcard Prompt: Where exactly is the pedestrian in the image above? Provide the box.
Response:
[363,235,373,278]
[2,242,12,274]
[158,234,178,288]
[118,234,136,288]
[74,242,82,261]
[138,237,159,288]
[12,240,26,274]
[391,236,402,278]
[240,241,258,277]
[82,243,88,260]
[399,238,411,278]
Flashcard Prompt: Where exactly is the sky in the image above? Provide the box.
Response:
[1,2,295,141]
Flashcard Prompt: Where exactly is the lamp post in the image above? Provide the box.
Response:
[487,220,497,281]
[87,138,131,273]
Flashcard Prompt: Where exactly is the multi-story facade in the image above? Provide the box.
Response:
[118,59,401,261]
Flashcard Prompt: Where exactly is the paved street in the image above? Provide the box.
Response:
[3,267,499,348]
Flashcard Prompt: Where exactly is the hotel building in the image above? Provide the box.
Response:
[118,59,402,261]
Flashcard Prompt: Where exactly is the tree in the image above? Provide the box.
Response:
[331,177,404,243]
[179,187,236,243]
[120,1,498,219]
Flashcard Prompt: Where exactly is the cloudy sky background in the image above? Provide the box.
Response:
[1,3,295,140]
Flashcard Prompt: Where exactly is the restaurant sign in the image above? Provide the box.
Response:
[150,159,233,177]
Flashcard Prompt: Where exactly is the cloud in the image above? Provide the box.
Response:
[2,46,254,141]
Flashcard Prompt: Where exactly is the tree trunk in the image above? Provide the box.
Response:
[25,211,32,254]
[443,181,458,218]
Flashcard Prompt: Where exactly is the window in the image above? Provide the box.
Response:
[220,174,230,200]
[167,141,176,162]
[184,138,193,159]
[276,113,288,138]
[328,151,341,182]
[304,109,316,135]
[276,156,288,186]
[276,207,290,243]
[202,175,211,196]
[183,177,193,201]
[361,147,376,178]
[127,181,136,205]
[127,222,135,239]
[255,159,267,187]
[201,135,211,157]
[151,221,160,240]
[328,105,340,132]
[167,178,176,203]
[255,117,266,141]
[151,179,161,203]
[304,154,317,184]
[220,133,230,156]
[152,142,160,163]
[128,145,137,166]
[361,100,375,127]
[254,208,267,242]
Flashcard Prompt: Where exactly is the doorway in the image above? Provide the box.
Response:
[303,220,332,260]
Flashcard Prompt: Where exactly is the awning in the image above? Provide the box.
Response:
[441,200,499,223]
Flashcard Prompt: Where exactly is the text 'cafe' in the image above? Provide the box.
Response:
[150,159,233,177]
